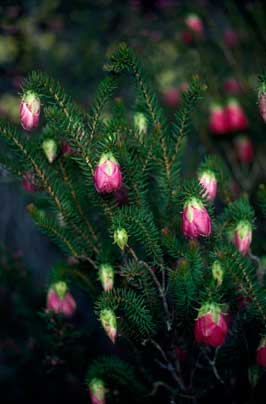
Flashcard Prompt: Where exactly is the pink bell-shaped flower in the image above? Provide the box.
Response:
[256,337,266,368]
[185,13,203,36]
[235,136,254,164]
[225,98,248,132]
[199,170,217,201]
[209,103,228,135]
[194,303,228,348]
[234,220,252,256]
[20,91,40,131]
[89,378,106,404]
[94,152,122,194]
[182,197,212,239]
[47,281,76,317]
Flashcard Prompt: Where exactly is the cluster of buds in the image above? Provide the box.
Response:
[194,303,228,348]
[209,98,248,135]
[46,281,76,317]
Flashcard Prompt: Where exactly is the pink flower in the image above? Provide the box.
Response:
[199,170,217,201]
[235,136,254,164]
[94,153,122,194]
[181,30,193,45]
[61,142,73,157]
[224,78,241,95]
[89,378,105,404]
[47,281,76,317]
[185,14,203,36]
[209,104,228,135]
[225,98,248,132]
[256,338,266,368]
[234,220,252,256]
[194,304,228,348]
[182,198,212,239]
[224,29,238,48]
[258,84,266,123]
[20,91,40,131]
[162,88,180,108]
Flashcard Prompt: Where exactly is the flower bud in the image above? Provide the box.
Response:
[20,91,40,131]
[100,308,117,343]
[256,337,266,368]
[212,260,224,287]
[185,13,203,36]
[235,135,254,164]
[225,98,248,132]
[162,87,180,108]
[224,78,241,95]
[234,220,252,256]
[223,29,238,48]
[199,170,217,201]
[61,141,73,157]
[42,139,57,164]
[258,83,266,123]
[194,303,228,348]
[47,281,76,317]
[209,103,228,135]
[182,197,212,239]
[99,264,114,292]
[113,228,128,250]
[22,172,38,192]
[89,378,106,404]
[134,112,147,135]
[94,152,122,194]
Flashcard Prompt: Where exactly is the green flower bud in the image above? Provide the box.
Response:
[100,308,117,343]
[99,264,114,292]
[113,228,128,250]
[212,260,224,287]
[42,139,57,163]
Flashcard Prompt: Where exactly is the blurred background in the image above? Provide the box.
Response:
[1,0,266,402]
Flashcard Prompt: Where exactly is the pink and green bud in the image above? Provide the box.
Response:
[89,378,105,404]
[94,152,122,194]
[99,264,114,292]
[209,103,228,135]
[113,228,128,250]
[47,281,76,317]
[258,83,266,123]
[225,98,249,132]
[212,260,224,287]
[199,170,217,201]
[42,139,57,164]
[194,303,228,348]
[256,337,266,368]
[185,13,203,36]
[20,91,40,131]
[182,197,212,239]
[234,220,252,256]
[100,308,117,343]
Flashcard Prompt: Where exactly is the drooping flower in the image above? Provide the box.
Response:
[199,170,217,201]
[185,13,203,36]
[20,91,40,131]
[223,29,238,48]
[209,103,228,135]
[225,98,248,132]
[89,378,106,404]
[94,152,122,194]
[99,264,114,292]
[235,136,254,164]
[100,308,117,343]
[256,337,266,368]
[22,172,38,192]
[42,139,58,164]
[224,78,241,95]
[194,303,228,348]
[182,197,212,239]
[234,220,252,256]
[162,87,180,108]
[113,228,128,250]
[47,281,76,317]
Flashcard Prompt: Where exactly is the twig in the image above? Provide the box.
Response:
[201,347,224,384]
